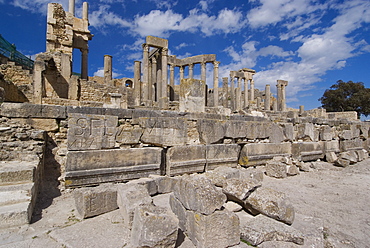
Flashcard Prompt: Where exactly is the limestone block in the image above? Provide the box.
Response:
[205,144,241,170]
[169,193,187,231]
[116,183,152,228]
[127,177,157,196]
[356,149,368,162]
[225,120,247,139]
[130,204,178,248]
[115,125,143,144]
[335,158,350,167]
[179,79,206,113]
[296,161,311,172]
[67,113,118,150]
[320,126,333,141]
[292,142,323,162]
[74,183,118,219]
[239,214,304,246]
[12,118,59,132]
[0,102,66,118]
[150,175,178,194]
[140,117,187,147]
[166,145,206,176]
[173,175,226,215]
[296,123,315,141]
[224,201,243,212]
[197,119,225,144]
[360,124,370,139]
[185,209,240,248]
[339,138,363,152]
[282,123,294,141]
[239,143,291,166]
[269,123,285,143]
[239,168,264,183]
[322,140,340,153]
[222,178,261,202]
[339,130,353,140]
[325,152,338,163]
[265,161,287,178]
[203,166,240,187]
[245,122,271,140]
[338,151,358,164]
[65,148,162,187]
[286,164,299,176]
[243,187,295,225]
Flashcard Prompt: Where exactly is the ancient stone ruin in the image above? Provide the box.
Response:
[0,0,369,247]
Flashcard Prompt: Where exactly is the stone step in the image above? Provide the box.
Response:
[0,201,32,228]
[0,189,31,206]
[0,161,36,185]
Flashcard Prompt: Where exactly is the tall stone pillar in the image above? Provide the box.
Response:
[230,76,235,111]
[69,0,75,16]
[161,48,168,101]
[201,62,206,83]
[250,79,255,102]
[179,66,184,81]
[134,61,141,105]
[33,60,45,104]
[222,77,228,108]
[265,84,271,111]
[170,64,175,101]
[104,55,112,85]
[142,44,149,103]
[299,105,304,115]
[82,2,88,20]
[277,80,288,111]
[151,57,157,101]
[189,64,194,79]
[236,77,241,110]
[256,97,261,110]
[213,61,219,107]
[81,48,88,80]
[244,78,249,108]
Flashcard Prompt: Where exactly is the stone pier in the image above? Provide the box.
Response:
[104,55,112,85]
[265,84,271,111]
[277,80,288,112]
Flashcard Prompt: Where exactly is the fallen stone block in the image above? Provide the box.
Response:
[296,161,311,172]
[166,145,206,176]
[286,164,299,176]
[150,175,179,194]
[356,149,368,162]
[116,183,152,228]
[131,204,179,248]
[206,144,241,170]
[169,193,187,231]
[239,167,264,183]
[335,158,351,167]
[339,151,358,164]
[186,209,240,248]
[239,143,291,166]
[74,183,118,219]
[243,187,295,225]
[265,161,287,178]
[127,177,157,196]
[223,201,243,212]
[203,166,240,187]
[239,214,304,246]
[173,175,226,215]
[325,152,338,163]
[222,178,261,202]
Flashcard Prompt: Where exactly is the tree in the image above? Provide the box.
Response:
[319,80,370,117]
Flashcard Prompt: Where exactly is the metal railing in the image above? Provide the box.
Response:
[0,34,34,70]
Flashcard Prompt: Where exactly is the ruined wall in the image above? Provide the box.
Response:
[1,102,369,189]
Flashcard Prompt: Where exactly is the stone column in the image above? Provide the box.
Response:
[142,44,149,103]
[170,64,175,101]
[33,60,45,104]
[151,57,157,101]
[161,48,168,101]
[104,55,112,85]
[69,0,75,16]
[222,77,228,108]
[236,77,241,110]
[277,80,288,111]
[201,62,206,83]
[256,97,261,111]
[179,66,184,81]
[264,84,270,111]
[250,79,255,102]
[188,64,194,79]
[134,61,141,105]
[82,2,88,20]
[213,61,219,107]
[273,100,278,112]
[244,78,249,108]
[230,76,235,111]
[81,48,88,80]
[299,105,304,115]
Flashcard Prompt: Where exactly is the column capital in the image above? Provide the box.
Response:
[142,43,149,52]
[179,66,184,72]
[188,63,194,69]
[169,64,174,71]
[162,47,168,55]
[213,61,220,67]
[152,57,157,64]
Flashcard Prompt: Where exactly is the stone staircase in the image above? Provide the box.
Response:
[0,161,40,228]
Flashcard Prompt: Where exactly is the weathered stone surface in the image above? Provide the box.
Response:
[238,213,304,246]
[0,102,66,118]
[320,126,333,141]
[173,175,226,215]
[269,123,285,143]
[74,183,118,219]
[65,147,162,187]
[0,202,32,228]
[356,149,368,162]
[204,166,240,187]
[297,123,315,141]
[223,201,243,212]
[67,113,118,150]
[185,209,240,248]
[286,164,299,176]
[338,151,358,164]
[169,193,187,231]
[166,145,206,176]
[243,187,295,225]
[292,142,323,162]
[13,118,59,132]
[239,143,291,166]
[296,161,311,172]
[0,86,4,103]
[197,119,225,144]
[339,138,363,152]
[325,152,338,163]
[282,123,294,141]
[179,79,206,113]
[222,178,261,202]
[239,167,264,183]
[245,122,271,140]
[115,125,143,144]
[206,144,241,170]
[150,175,178,194]
[139,117,187,146]
[116,183,152,228]
[130,204,178,248]
[225,121,247,139]
[265,160,287,178]
[127,177,158,196]
[322,140,340,153]
[0,161,36,184]
[335,158,350,167]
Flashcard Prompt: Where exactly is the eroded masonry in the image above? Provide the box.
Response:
[1,0,370,241]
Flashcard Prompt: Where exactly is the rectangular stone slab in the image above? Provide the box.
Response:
[206,144,241,170]
[65,148,162,187]
[239,143,291,166]
[166,145,206,176]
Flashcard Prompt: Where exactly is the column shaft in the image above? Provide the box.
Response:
[244,78,249,108]
[189,64,194,79]
[161,48,168,99]
[104,55,112,85]
[213,61,219,107]
[264,84,271,111]
[81,49,88,80]
[142,44,149,103]
[222,77,228,108]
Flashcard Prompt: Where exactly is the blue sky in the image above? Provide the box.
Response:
[1,0,370,111]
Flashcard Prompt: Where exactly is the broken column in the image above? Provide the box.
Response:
[277,80,288,111]
[265,84,271,111]
[69,0,75,15]
[250,79,255,103]
[213,61,219,107]
[222,77,228,108]
[82,2,88,20]
[133,61,141,106]
[104,55,112,85]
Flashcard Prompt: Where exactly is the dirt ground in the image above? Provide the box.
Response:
[0,159,369,247]
[262,159,370,248]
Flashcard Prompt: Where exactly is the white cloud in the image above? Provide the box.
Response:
[93,68,122,78]
[89,5,131,29]
[10,0,70,13]
[149,0,177,9]
[174,43,194,50]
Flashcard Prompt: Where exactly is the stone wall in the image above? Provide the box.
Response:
[1,102,369,188]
